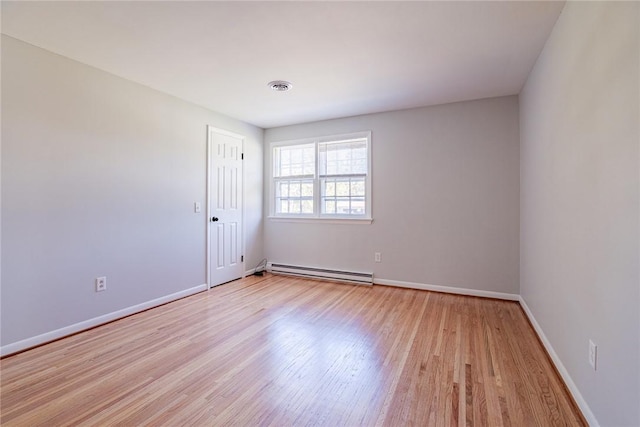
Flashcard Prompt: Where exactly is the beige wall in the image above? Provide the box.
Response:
[520,2,639,425]
[1,36,264,349]
[265,96,520,295]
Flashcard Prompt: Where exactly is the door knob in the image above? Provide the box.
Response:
[211,217,219,222]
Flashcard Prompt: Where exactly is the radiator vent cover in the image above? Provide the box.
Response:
[269,263,373,285]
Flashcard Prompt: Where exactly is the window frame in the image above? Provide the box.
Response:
[269,131,372,223]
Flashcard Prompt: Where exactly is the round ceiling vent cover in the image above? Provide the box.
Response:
[268,80,293,92]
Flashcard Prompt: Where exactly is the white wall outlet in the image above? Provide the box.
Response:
[374,252,381,263]
[194,202,201,213]
[588,339,597,370]
[95,276,107,292]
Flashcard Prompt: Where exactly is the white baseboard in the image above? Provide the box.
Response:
[519,297,599,427]
[374,277,520,301]
[1,284,208,357]
[244,268,256,276]
[1,276,596,426]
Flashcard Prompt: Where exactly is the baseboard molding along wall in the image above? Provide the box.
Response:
[518,297,599,427]
[0,284,208,357]
[374,277,520,301]
[0,273,599,426]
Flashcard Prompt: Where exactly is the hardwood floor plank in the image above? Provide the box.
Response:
[1,274,586,426]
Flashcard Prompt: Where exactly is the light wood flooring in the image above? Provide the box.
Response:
[1,274,585,426]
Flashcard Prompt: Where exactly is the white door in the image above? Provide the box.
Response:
[208,126,244,287]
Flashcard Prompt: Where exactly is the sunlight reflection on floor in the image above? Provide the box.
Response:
[266,310,384,422]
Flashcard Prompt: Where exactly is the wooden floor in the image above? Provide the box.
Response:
[1,274,585,426]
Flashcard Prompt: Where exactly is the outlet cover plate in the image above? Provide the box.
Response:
[588,340,597,370]
[96,276,107,292]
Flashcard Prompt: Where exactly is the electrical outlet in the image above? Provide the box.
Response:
[95,276,107,292]
[374,252,381,263]
[589,340,597,370]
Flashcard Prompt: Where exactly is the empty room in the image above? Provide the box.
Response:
[1,1,638,426]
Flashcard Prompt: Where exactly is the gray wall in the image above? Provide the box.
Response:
[520,2,639,426]
[6,4,638,423]
[264,96,520,294]
[1,36,264,347]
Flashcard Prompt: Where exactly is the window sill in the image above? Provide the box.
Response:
[267,216,373,225]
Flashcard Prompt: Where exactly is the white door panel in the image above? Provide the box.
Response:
[208,127,243,287]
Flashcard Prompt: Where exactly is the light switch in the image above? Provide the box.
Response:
[194,202,201,213]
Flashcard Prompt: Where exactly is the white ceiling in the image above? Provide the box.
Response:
[1,1,565,129]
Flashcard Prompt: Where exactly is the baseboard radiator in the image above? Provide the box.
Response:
[268,263,373,286]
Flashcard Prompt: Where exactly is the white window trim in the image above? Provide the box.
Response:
[267,217,373,225]
[269,131,372,222]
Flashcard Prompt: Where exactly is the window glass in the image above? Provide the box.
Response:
[271,132,370,219]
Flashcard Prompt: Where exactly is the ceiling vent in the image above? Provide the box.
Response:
[268,80,293,92]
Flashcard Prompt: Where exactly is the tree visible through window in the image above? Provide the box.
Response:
[271,132,371,219]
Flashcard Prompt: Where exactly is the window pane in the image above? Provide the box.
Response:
[278,200,289,214]
[324,181,335,197]
[351,199,365,214]
[301,182,313,197]
[274,143,315,177]
[275,178,314,215]
[278,182,289,197]
[336,200,350,214]
[304,147,315,175]
[291,149,302,164]
[351,179,365,196]
[290,182,301,197]
[319,139,367,177]
[320,176,367,216]
[303,147,315,175]
[324,200,336,214]
[301,200,314,214]
[336,181,350,196]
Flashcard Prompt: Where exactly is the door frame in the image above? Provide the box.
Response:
[206,125,246,289]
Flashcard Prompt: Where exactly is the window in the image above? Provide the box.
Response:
[271,131,371,221]
[273,143,315,215]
